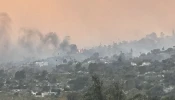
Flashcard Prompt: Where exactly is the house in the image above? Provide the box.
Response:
[35,61,48,67]
[140,62,151,66]
[32,90,58,98]
[131,62,137,66]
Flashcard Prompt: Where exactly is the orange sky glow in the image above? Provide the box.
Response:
[0,0,175,48]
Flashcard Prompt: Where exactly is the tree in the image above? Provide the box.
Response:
[67,92,80,100]
[84,75,104,100]
[75,62,82,72]
[63,59,67,63]
[146,85,164,97]
[118,52,125,62]
[0,70,5,77]
[41,70,48,79]
[51,88,61,96]
[161,95,175,100]
[91,52,99,60]
[151,49,161,55]
[148,96,160,100]
[15,70,26,80]
[165,48,173,54]
[88,63,98,74]
[68,76,88,91]
[105,82,126,100]
[129,93,148,100]
[70,44,78,53]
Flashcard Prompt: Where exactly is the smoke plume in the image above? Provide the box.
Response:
[0,12,11,62]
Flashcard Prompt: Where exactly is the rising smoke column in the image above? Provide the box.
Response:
[59,36,78,53]
[18,28,61,58]
[0,12,11,61]
[18,28,44,54]
[42,32,59,49]
[0,12,76,62]
[59,36,70,51]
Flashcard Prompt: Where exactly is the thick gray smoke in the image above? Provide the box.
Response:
[59,36,70,51]
[0,12,11,62]
[59,36,78,53]
[0,12,78,63]
[43,32,59,48]
[17,28,61,59]
[18,28,43,53]
[2,12,175,63]
[17,27,79,61]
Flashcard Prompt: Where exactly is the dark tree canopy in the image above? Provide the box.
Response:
[15,70,26,80]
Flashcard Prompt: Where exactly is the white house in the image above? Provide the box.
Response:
[35,61,48,67]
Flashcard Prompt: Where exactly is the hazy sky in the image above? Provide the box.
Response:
[0,0,175,48]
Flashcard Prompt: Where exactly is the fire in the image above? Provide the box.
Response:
[78,48,84,53]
